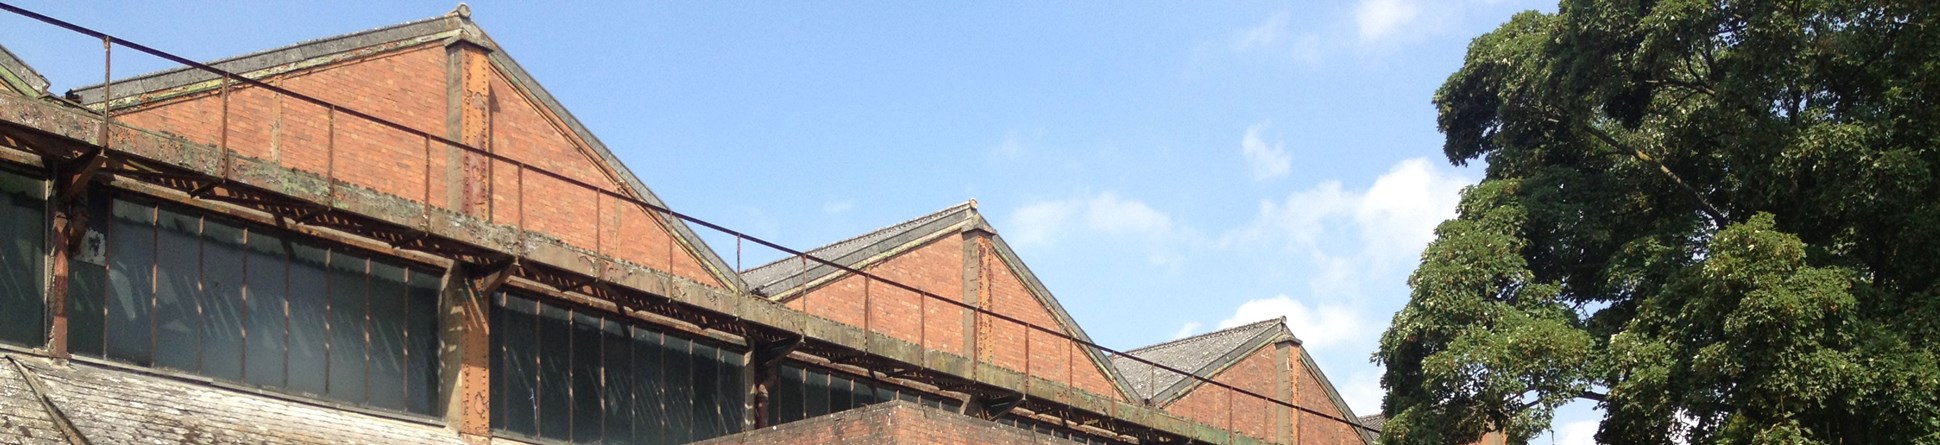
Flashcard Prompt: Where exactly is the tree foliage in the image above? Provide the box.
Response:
[1377,1,1940,444]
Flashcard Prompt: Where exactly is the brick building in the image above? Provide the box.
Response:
[0,6,1378,445]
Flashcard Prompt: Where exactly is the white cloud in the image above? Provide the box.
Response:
[1216,295,1365,351]
[1008,200,1079,246]
[1233,11,1292,52]
[1354,158,1472,264]
[1241,122,1293,181]
[1005,192,1177,247]
[1173,322,1202,340]
[1556,420,1599,445]
[1356,0,1421,42]
[1227,157,1471,267]
[1229,11,1328,66]
[823,198,855,215]
[1341,371,1386,418]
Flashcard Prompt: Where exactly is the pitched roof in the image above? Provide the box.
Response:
[742,201,1141,401]
[0,43,50,97]
[740,201,979,297]
[1,354,462,444]
[63,8,744,290]
[1357,414,1387,444]
[1109,318,1291,403]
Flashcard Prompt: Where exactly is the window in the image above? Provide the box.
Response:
[768,362,961,424]
[67,195,442,416]
[0,168,45,348]
[492,291,748,444]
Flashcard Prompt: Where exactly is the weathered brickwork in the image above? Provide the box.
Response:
[694,401,1086,445]
[782,233,1124,402]
[1293,348,1360,445]
[1163,346,1282,442]
[111,43,723,288]
[975,238,1121,400]
[785,234,968,355]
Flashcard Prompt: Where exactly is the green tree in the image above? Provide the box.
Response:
[1376,1,1940,444]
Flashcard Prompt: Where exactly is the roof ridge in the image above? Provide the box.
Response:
[68,12,456,102]
[1119,317,1285,355]
[742,200,976,276]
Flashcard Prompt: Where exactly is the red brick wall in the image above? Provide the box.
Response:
[119,45,450,207]
[975,238,1122,401]
[785,234,967,356]
[694,401,1087,445]
[113,44,724,288]
[1163,345,1281,442]
[781,235,1124,401]
[1294,347,1362,445]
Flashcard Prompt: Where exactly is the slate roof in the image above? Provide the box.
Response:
[0,354,461,444]
[740,201,978,297]
[62,7,745,291]
[1109,318,1289,403]
[0,44,50,97]
[1358,414,1386,444]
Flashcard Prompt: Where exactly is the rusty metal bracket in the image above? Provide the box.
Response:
[751,332,804,368]
[968,392,1025,419]
[53,147,105,203]
[467,258,517,296]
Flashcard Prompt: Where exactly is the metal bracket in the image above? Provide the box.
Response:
[969,391,1026,419]
[752,332,804,368]
[53,147,105,203]
[467,258,517,296]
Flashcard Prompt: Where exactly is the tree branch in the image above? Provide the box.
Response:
[1583,125,1730,228]
[1578,390,1608,402]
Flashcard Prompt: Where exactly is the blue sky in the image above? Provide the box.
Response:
[1,1,1601,442]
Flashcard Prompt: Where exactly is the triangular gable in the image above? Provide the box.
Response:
[1113,318,1289,405]
[742,202,1139,402]
[0,44,51,98]
[976,235,1138,401]
[742,201,977,298]
[1295,347,1371,445]
[63,10,741,290]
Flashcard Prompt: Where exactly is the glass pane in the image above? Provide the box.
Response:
[829,371,853,412]
[151,207,201,373]
[243,230,288,388]
[631,327,666,445]
[872,382,893,408]
[692,341,721,438]
[570,311,603,443]
[664,335,696,444]
[68,262,106,357]
[497,293,539,437]
[366,261,408,411]
[715,344,744,433]
[405,268,441,416]
[489,291,507,431]
[325,250,368,404]
[0,169,44,347]
[805,368,831,419]
[199,219,246,381]
[105,199,154,365]
[773,364,804,424]
[535,301,571,441]
[286,243,329,395]
[601,318,632,441]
